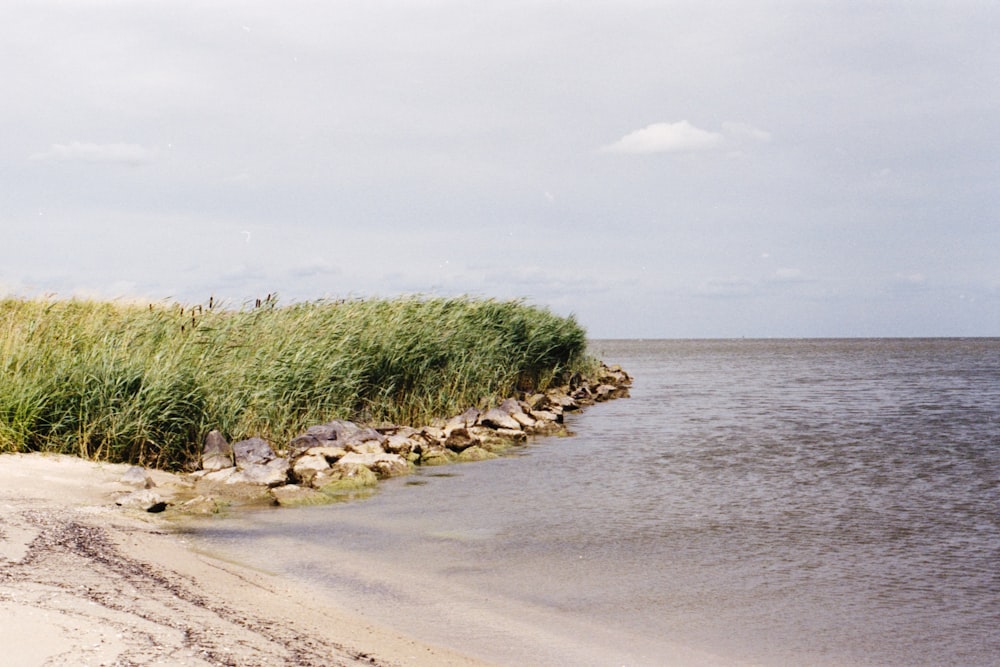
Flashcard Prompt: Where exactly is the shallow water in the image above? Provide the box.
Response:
[193,339,1000,666]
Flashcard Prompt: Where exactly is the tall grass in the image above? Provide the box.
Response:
[0,296,593,468]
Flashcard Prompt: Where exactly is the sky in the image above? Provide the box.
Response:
[2,1,998,338]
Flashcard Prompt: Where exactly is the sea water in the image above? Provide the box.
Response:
[192,339,1000,666]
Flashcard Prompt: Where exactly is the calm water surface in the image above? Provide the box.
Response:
[193,339,1000,666]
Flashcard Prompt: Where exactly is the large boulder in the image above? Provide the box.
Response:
[227,458,289,487]
[497,398,523,415]
[291,454,331,486]
[287,433,322,458]
[202,430,234,471]
[456,446,498,463]
[233,437,276,468]
[445,408,481,431]
[314,462,378,492]
[443,427,478,452]
[419,447,458,466]
[384,433,419,456]
[337,452,411,478]
[340,426,387,449]
[480,408,521,431]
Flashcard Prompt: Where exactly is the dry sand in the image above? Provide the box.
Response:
[0,452,493,667]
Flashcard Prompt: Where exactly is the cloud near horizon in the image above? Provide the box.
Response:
[601,121,724,154]
[29,142,158,165]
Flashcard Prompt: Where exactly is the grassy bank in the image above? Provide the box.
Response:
[0,296,593,468]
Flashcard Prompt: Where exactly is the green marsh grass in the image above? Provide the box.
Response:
[0,296,593,468]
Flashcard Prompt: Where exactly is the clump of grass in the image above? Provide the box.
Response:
[0,295,593,468]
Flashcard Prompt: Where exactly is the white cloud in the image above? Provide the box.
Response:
[29,142,158,165]
[601,121,724,154]
[722,121,771,143]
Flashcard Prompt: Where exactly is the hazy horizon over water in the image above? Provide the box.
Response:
[194,338,1000,666]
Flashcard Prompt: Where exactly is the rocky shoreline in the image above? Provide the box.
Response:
[114,363,632,514]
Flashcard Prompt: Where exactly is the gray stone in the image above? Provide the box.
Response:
[291,454,331,486]
[202,430,234,471]
[227,458,289,487]
[511,411,536,429]
[120,466,155,488]
[314,462,378,491]
[384,433,418,456]
[480,408,521,431]
[304,445,348,461]
[419,447,458,466]
[457,446,498,462]
[116,489,168,513]
[233,437,276,468]
[345,439,385,455]
[337,452,411,478]
[341,426,387,448]
[201,467,237,483]
[495,428,528,442]
[287,434,321,458]
[497,398,524,415]
[443,427,478,452]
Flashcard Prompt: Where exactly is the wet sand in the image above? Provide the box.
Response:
[0,452,493,667]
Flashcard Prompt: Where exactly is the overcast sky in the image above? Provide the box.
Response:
[3,1,998,337]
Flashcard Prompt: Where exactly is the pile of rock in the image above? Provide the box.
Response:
[118,363,631,511]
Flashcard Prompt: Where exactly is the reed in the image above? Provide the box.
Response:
[0,296,593,468]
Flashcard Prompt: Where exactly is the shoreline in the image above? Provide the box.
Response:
[0,453,494,666]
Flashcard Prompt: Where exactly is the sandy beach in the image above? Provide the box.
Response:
[0,452,493,667]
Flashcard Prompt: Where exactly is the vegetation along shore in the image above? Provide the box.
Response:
[1,295,631,512]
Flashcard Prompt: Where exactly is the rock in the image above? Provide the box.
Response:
[384,433,418,456]
[291,454,331,486]
[227,458,289,487]
[177,495,223,516]
[120,466,155,488]
[510,411,536,429]
[233,437,276,468]
[480,408,521,431]
[445,408,480,431]
[497,398,524,415]
[287,434,321,458]
[304,445,348,461]
[314,463,378,492]
[116,489,168,513]
[337,452,411,478]
[420,426,446,444]
[345,439,385,455]
[419,447,458,466]
[202,430,234,471]
[524,393,549,410]
[456,446,498,462]
[339,425,387,449]
[495,428,528,442]
[307,419,364,441]
[200,466,237,483]
[528,419,565,436]
[270,485,331,507]
[548,392,580,411]
[530,409,561,423]
[443,427,479,452]
[593,384,617,401]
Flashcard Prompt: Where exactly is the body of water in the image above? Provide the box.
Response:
[193,339,1000,666]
